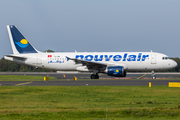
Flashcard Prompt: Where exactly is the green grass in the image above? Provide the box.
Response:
[0,75,56,81]
[0,86,180,119]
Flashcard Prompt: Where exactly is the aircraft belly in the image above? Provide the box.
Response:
[25,57,37,67]
[45,63,67,70]
[133,63,144,70]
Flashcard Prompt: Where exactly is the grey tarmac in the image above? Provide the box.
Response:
[1,80,180,86]
[0,72,180,86]
[0,72,180,79]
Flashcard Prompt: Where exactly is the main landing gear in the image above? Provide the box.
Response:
[152,71,156,79]
[90,74,99,79]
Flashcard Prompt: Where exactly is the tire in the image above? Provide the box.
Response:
[95,75,99,79]
[91,74,99,79]
[91,74,96,79]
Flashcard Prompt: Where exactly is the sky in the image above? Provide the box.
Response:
[0,0,180,58]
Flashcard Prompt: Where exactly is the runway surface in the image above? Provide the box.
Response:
[0,72,180,86]
[0,72,180,79]
[1,80,180,86]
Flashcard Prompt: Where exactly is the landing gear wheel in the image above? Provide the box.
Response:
[90,74,99,79]
[95,75,99,79]
[91,74,96,79]
[151,70,156,79]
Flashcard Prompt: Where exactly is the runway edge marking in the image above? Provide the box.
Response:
[15,81,33,86]
[137,74,147,79]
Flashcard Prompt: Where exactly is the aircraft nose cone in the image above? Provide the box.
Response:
[172,60,178,68]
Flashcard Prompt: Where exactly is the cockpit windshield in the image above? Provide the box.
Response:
[162,57,170,60]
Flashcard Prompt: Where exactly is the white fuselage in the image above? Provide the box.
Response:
[4,25,178,79]
[4,52,177,72]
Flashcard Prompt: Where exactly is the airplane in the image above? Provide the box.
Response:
[4,25,177,79]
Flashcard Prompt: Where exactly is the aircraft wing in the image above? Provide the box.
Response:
[66,56,128,71]
[66,57,107,71]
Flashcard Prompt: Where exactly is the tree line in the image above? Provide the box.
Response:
[0,58,54,72]
[0,50,55,72]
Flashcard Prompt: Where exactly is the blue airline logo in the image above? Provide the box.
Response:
[75,53,149,61]
[114,70,119,74]
[15,39,29,48]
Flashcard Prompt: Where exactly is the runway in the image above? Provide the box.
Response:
[0,72,180,86]
[0,72,180,79]
[1,80,180,86]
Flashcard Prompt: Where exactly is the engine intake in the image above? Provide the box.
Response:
[106,66,126,77]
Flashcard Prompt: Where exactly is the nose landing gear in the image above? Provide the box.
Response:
[152,71,156,79]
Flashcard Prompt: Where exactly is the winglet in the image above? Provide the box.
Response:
[66,56,71,61]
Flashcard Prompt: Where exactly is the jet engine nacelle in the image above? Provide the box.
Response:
[106,66,126,77]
